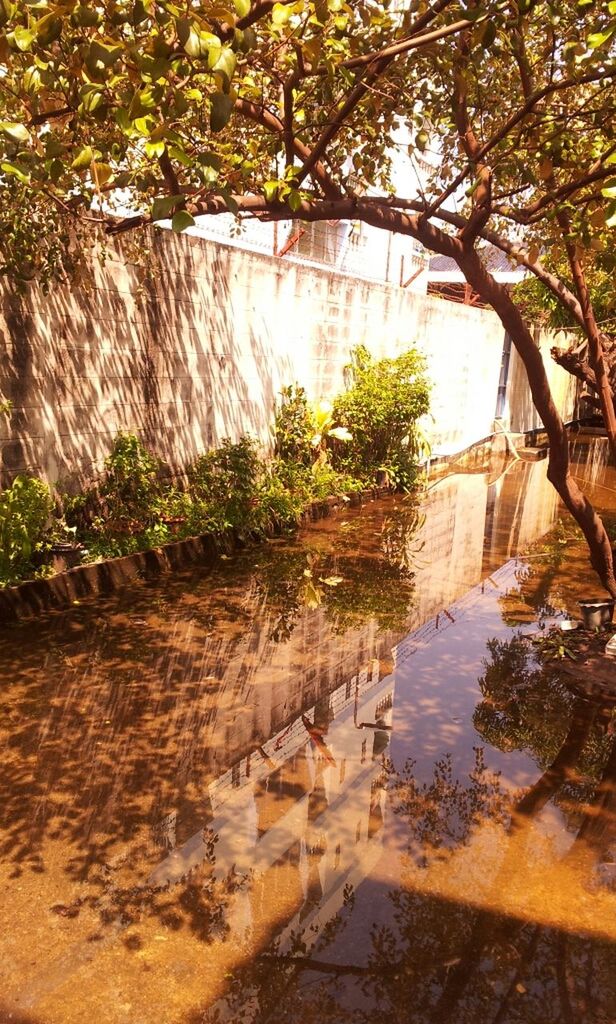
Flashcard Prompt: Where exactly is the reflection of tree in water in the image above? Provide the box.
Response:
[504,519,573,623]
[389,747,508,865]
[474,635,615,816]
[253,497,423,642]
[198,735,616,1024]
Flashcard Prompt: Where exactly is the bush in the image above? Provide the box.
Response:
[188,436,264,533]
[332,345,430,490]
[100,431,162,530]
[273,385,314,467]
[0,474,52,585]
[1,350,432,579]
[257,469,306,528]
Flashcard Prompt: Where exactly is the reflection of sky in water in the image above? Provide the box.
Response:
[1,441,616,1023]
[391,564,541,789]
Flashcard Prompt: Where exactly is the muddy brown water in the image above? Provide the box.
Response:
[1,439,616,1024]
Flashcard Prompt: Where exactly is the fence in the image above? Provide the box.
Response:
[187,214,429,292]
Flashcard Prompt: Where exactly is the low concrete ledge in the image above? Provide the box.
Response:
[0,486,388,624]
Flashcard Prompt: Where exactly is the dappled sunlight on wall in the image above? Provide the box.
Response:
[0,228,572,487]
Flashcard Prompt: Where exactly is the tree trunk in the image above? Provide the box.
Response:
[551,335,616,419]
[456,245,616,597]
[555,209,616,462]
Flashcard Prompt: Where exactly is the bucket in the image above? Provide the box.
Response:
[578,599,615,629]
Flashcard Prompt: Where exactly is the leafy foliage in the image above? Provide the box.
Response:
[0,474,52,585]
[100,430,162,527]
[1,347,430,580]
[333,346,430,490]
[273,385,314,468]
[514,251,616,336]
[0,0,613,294]
[188,435,274,535]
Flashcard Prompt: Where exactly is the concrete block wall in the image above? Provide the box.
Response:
[505,327,578,434]
[0,227,574,487]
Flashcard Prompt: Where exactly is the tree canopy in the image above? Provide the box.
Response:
[0,0,614,280]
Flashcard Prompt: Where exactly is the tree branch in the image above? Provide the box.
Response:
[294,13,473,190]
[551,346,597,393]
[422,68,616,221]
[234,98,341,200]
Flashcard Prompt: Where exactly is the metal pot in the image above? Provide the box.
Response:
[578,599,615,630]
[50,542,84,574]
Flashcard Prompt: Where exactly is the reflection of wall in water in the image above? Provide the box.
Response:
[405,474,490,624]
[482,459,559,572]
[151,658,395,963]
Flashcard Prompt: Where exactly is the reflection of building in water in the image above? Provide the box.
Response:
[482,458,559,572]
[148,454,586,879]
[150,657,394,951]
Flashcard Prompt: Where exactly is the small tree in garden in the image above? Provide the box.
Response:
[1,1,616,591]
[333,346,430,489]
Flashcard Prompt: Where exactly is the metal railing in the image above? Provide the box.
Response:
[190,215,428,290]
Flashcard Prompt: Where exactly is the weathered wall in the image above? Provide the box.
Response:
[505,327,578,434]
[0,228,574,487]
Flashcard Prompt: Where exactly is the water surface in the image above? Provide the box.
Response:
[1,439,616,1024]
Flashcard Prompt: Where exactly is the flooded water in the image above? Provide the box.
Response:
[2,438,616,1024]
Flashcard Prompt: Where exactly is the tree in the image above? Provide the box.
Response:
[514,250,616,416]
[1,0,616,589]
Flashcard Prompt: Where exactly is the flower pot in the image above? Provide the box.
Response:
[578,599,615,630]
[50,542,85,574]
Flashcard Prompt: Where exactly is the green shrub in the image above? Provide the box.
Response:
[0,474,52,585]
[257,469,306,529]
[309,462,363,500]
[332,345,430,490]
[188,436,264,533]
[273,385,314,467]
[100,431,162,530]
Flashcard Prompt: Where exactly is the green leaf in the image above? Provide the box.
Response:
[171,209,195,232]
[13,26,35,50]
[601,180,616,199]
[0,1,15,30]
[151,193,184,220]
[178,18,221,60]
[129,87,157,120]
[71,145,94,170]
[36,12,62,45]
[79,87,105,114]
[210,92,233,132]
[272,3,291,25]
[23,67,42,94]
[92,162,113,186]
[587,29,614,49]
[287,189,302,212]
[0,161,30,183]
[0,121,31,143]
[233,0,251,15]
[264,180,279,201]
[89,39,123,67]
[212,46,236,83]
[72,4,101,26]
[144,140,166,158]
